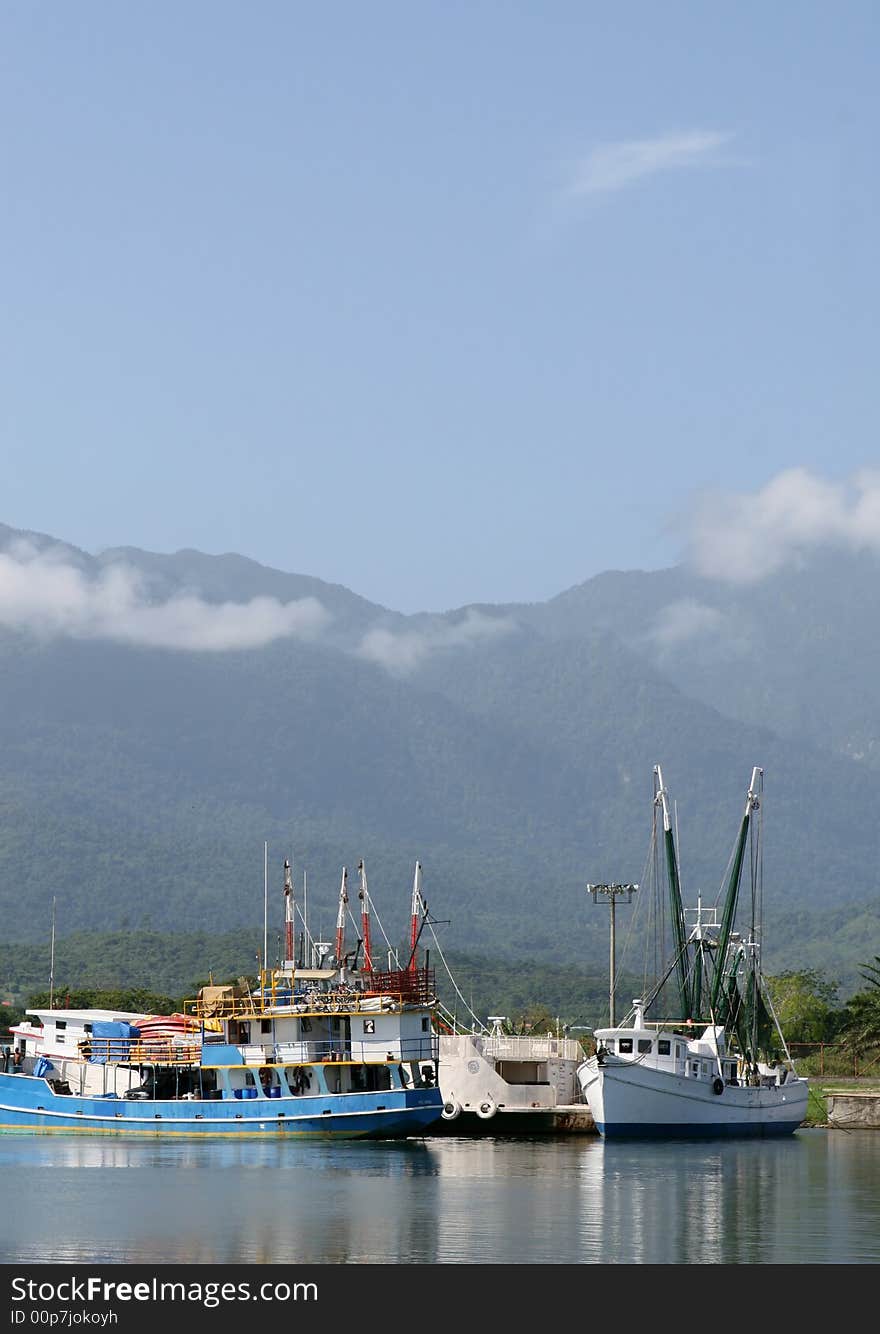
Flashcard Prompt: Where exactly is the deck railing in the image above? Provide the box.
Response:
[78,1039,202,1066]
[208,1036,439,1066]
[480,1035,584,1063]
[187,985,434,1021]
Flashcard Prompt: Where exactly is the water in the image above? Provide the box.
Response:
[1,1129,878,1265]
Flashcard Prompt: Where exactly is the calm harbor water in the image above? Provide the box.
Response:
[1,1129,878,1265]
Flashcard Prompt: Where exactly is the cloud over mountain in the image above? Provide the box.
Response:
[686,468,880,583]
[357,609,515,675]
[650,598,725,646]
[0,541,330,650]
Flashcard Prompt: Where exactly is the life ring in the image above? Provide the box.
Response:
[712,1077,724,1096]
[476,1099,497,1119]
[441,1098,461,1121]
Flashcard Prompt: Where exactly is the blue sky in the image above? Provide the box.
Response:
[2,3,878,612]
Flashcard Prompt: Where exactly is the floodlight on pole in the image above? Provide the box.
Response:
[587,882,638,1026]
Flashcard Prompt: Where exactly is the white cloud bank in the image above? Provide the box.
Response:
[357,610,515,675]
[568,130,733,198]
[0,543,330,650]
[687,468,880,584]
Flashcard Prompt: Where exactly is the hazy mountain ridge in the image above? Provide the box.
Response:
[1,522,879,985]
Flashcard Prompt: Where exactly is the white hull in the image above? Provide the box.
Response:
[578,1056,808,1138]
[437,1031,583,1129]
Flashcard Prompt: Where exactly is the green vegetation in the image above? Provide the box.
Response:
[838,957,880,1059]
[1,929,630,1033]
[765,969,842,1043]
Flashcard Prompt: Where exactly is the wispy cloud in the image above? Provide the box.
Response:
[686,468,880,583]
[357,610,515,676]
[650,598,725,647]
[568,130,734,198]
[0,541,330,650]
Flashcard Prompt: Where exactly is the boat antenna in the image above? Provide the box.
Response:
[49,896,57,1010]
[303,867,309,962]
[358,860,373,973]
[334,867,349,966]
[283,858,295,965]
[263,841,269,985]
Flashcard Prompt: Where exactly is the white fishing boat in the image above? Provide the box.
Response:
[577,766,808,1138]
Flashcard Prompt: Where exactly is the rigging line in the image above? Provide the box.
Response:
[424,918,487,1033]
[292,901,315,958]
[642,934,693,1015]
[616,832,656,982]
[761,979,797,1072]
[713,831,739,911]
[346,906,362,937]
[367,897,400,967]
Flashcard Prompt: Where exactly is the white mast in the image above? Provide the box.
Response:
[284,858,295,965]
[49,896,57,1010]
[334,867,348,965]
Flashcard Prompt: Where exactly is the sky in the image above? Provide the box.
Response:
[1,3,878,614]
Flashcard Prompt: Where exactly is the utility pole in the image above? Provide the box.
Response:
[587,883,638,1026]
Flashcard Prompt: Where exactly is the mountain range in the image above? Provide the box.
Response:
[1,521,878,995]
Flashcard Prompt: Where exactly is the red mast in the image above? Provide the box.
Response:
[409,860,424,973]
[358,860,373,974]
[283,858,294,965]
[334,866,348,966]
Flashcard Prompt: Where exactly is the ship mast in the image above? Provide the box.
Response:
[283,858,295,965]
[334,867,348,966]
[655,765,691,1020]
[358,860,373,974]
[408,861,424,973]
[709,767,762,1014]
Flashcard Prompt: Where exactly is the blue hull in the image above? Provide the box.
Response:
[0,1073,442,1138]
[596,1120,804,1139]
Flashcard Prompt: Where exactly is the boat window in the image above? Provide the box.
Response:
[658,1040,671,1056]
[422,1017,430,1032]
[84,1024,93,1035]
[676,1044,684,1060]
[618,1039,633,1054]
[55,1021,67,1031]
[604,1040,615,1053]
[260,1020,272,1035]
[691,1062,700,1076]
[637,1040,652,1054]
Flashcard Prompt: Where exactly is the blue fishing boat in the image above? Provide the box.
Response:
[1,862,443,1138]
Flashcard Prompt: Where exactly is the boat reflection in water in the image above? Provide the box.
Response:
[2,1133,880,1263]
[1,1137,443,1265]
